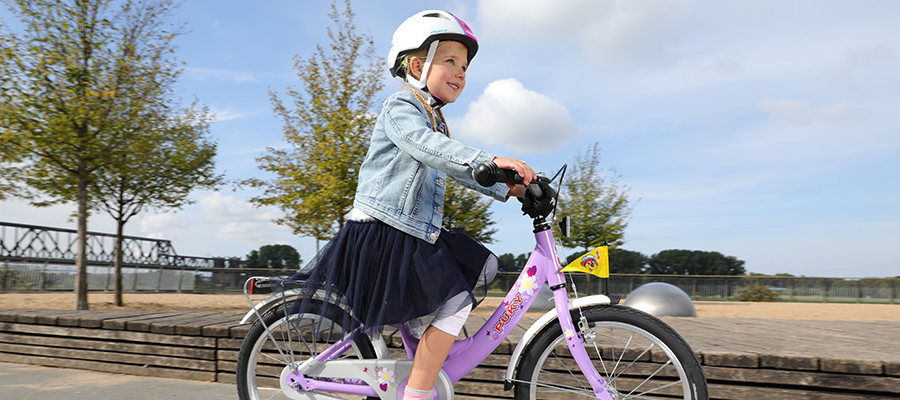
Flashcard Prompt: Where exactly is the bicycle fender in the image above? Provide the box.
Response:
[239,289,305,325]
[239,289,390,360]
[503,294,616,389]
[239,288,353,324]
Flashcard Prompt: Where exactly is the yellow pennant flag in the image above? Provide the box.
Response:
[562,245,610,278]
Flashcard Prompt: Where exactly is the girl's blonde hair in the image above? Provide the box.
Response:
[410,89,449,138]
[399,43,455,137]
[398,47,429,81]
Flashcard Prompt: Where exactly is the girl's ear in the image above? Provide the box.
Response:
[409,57,423,80]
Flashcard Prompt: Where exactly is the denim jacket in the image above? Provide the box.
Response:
[354,88,510,244]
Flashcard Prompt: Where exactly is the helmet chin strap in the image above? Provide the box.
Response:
[406,40,440,105]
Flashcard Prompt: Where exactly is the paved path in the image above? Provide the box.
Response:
[0,362,237,400]
[660,317,900,363]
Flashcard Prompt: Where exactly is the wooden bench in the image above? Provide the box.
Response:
[2,309,899,399]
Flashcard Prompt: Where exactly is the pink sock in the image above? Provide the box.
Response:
[403,385,433,400]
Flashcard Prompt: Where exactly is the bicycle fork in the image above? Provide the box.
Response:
[549,276,615,400]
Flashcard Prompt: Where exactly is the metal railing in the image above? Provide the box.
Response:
[0,261,285,293]
[549,274,900,304]
[2,262,898,304]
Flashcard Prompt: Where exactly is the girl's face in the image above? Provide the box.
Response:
[423,41,468,104]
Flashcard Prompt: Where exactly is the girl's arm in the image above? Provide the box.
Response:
[383,98,488,179]
[383,96,535,189]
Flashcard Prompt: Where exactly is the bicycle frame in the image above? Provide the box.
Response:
[282,219,615,400]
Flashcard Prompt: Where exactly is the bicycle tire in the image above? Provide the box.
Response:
[514,305,708,400]
[235,300,378,400]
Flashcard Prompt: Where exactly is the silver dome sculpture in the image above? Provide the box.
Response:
[623,282,697,317]
[530,284,556,311]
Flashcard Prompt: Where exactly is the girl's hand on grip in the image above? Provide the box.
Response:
[493,157,535,186]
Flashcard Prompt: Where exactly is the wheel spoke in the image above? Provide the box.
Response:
[611,342,655,382]
[625,359,672,398]
[515,305,707,400]
[510,376,607,399]
[624,378,682,400]
[235,302,377,400]
[550,348,589,390]
[253,367,281,379]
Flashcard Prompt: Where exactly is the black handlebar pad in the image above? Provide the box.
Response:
[475,161,557,218]
[474,161,523,187]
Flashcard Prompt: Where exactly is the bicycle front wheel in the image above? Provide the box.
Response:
[514,305,708,400]
[235,300,378,400]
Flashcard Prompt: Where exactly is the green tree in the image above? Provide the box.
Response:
[647,249,746,275]
[0,0,188,310]
[498,253,515,271]
[735,282,780,302]
[557,142,634,251]
[30,104,222,306]
[498,252,531,273]
[244,244,302,270]
[610,249,648,274]
[244,0,383,246]
[442,180,498,243]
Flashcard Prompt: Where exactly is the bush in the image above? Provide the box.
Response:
[735,282,781,302]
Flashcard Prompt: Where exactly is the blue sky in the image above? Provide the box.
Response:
[2,0,899,278]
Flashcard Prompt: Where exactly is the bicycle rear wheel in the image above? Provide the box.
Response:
[235,300,377,400]
[514,305,708,399]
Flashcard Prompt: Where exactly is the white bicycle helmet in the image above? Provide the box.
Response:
[387,10,478,80]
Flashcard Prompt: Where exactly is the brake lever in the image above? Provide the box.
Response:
[527,173,550,198]
[527,182,543,198]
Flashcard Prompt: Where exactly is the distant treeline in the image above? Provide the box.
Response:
[499,249,747,275]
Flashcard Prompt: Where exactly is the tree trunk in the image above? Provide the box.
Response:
[74,165,90,310]
[114,219,125,307]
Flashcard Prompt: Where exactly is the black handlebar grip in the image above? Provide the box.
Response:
[474,161,523,187]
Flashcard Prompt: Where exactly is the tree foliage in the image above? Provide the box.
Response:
[244,244,302,270]
[609,248,649,274]
[646,249,746,275]
[498,252,531,273]
[0,0,190,309]
[442,180,498,244]
[735,282,780,302]
[557,142,634,251]
[30,103,222,306]
[245,0,383,242]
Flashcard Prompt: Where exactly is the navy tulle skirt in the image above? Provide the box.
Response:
[283,220,499,337]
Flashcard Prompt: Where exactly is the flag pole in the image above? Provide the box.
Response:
[603,241,610,297]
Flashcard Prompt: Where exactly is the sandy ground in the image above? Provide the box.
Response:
[1,292,900,321]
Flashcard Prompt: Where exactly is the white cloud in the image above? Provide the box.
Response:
[846,44,894,67]
[197,192,289,245]
[185,67,258,83]
[139,213,187,239]
[453,79,577,154]
[211,106,256,122]
[199,192,281,222]
[476,0,694,69]
[758,98,862,124]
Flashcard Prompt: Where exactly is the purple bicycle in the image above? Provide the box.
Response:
[235,161,709,400]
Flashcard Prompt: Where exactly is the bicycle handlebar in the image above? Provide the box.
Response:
[475,160,551,201]
[474,161,524,187]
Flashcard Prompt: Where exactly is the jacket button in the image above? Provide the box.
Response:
[437,178,445,186]
[429,233,438,241]
[436,206,443,213]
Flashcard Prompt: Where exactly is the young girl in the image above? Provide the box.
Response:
[296,10,535,400]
